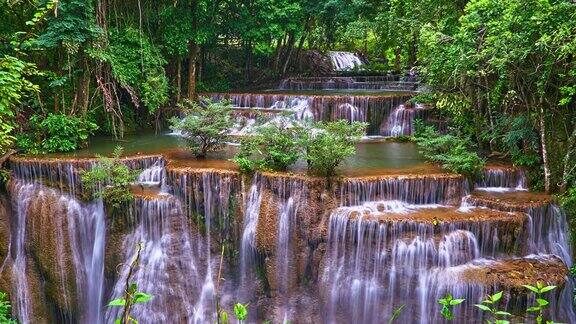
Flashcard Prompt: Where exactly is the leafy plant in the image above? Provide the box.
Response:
[406,92,436,105]
[0,291,16,323]
[108,243,152,324]
[523,282,557,324]
[301,120,367,177]
[413,120,485,178]
[438,294,465,321]
[170,98,233,158]
[81,146,139,212]
[20,113,98,153]
[474,291,511,324]
[233,121,301,173]
[233,303,248,323]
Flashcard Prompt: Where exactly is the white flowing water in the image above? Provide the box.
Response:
[104,196,200,323]
[10,182,34,323]
[475,168,527,192]
[328,51,364,71]
[275,179,306,322]
[66,197,106,324]
[321,205,487,323]
[239,175,263,297]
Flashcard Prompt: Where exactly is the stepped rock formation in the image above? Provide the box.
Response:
[0,145,575,324]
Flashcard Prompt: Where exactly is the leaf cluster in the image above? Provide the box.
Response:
[169,98,233,158]
[234,119,367,177]
[17,113,98,154]
[413,120,485,178]
[438,293,465,321]
[81,146,139,211]
[474,291,511,324]
[0,292,16,324]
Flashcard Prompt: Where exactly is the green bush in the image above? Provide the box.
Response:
[17,113,98,153]
[170,98,233,158]
[81,146,139,212]
[302,120,367,177]
[0,291,16,323]
[233,122,300,173]
[406,92,436,105]
[413,120,485,178]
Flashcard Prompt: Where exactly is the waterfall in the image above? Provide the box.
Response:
[8,180,106,323]
[328,51,364,71]
[320,198,571,323]
[66,197,106,324]
[205,92,412,136]
[381,105,428,137]
[475,167,527,192]
[275,178,307,322]
[278,76,418,91]
[104,196,200,323]
[339,175,466,206]
[10,181,34,323]
[239,175,263,300]
[137,160,166,187]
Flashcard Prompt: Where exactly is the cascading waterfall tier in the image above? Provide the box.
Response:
[204,92,412,135]
[380,104,431,137]
[105,194,205,323]
[475,166,527,192]
[5,180,106,324]
[9,155,163,194]
[279,76,418,91]
[339,174,466,206]
[464,191,572,265]
[1,151,574,324]
[320,197,573,323]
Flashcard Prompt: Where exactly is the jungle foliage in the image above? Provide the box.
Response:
[81,146,139,212]
[169,98,233,158]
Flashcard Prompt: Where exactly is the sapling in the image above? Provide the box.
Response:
[523,282,557,324]
[474,291,511,324]
[438,294,465,320]
[108,243,153,324]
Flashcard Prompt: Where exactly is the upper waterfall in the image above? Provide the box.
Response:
[328,51,365,71]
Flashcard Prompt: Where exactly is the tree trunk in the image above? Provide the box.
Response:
[539,103,551,193]
[80,58,91,116]
[282,32,296,76]
[176,57,182,102]
[187,42,200,101]
[294,18,311,72]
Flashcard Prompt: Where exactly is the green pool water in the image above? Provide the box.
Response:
[45,133,438,175]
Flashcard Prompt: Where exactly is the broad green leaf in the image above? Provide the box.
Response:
[494,311,511,316]
[108,298,126,306]
[523,285,539,294]
[450,299,465,305]
[491,291,503,302]
[536,298,549,307]
[133,292,153,304]
[474,304,491,312]
[540,286,556,293]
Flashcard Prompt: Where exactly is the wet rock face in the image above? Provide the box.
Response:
[24,187,78,315]
[0,192,10,268]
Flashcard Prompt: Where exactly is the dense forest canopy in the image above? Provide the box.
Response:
[0,0,575,195]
